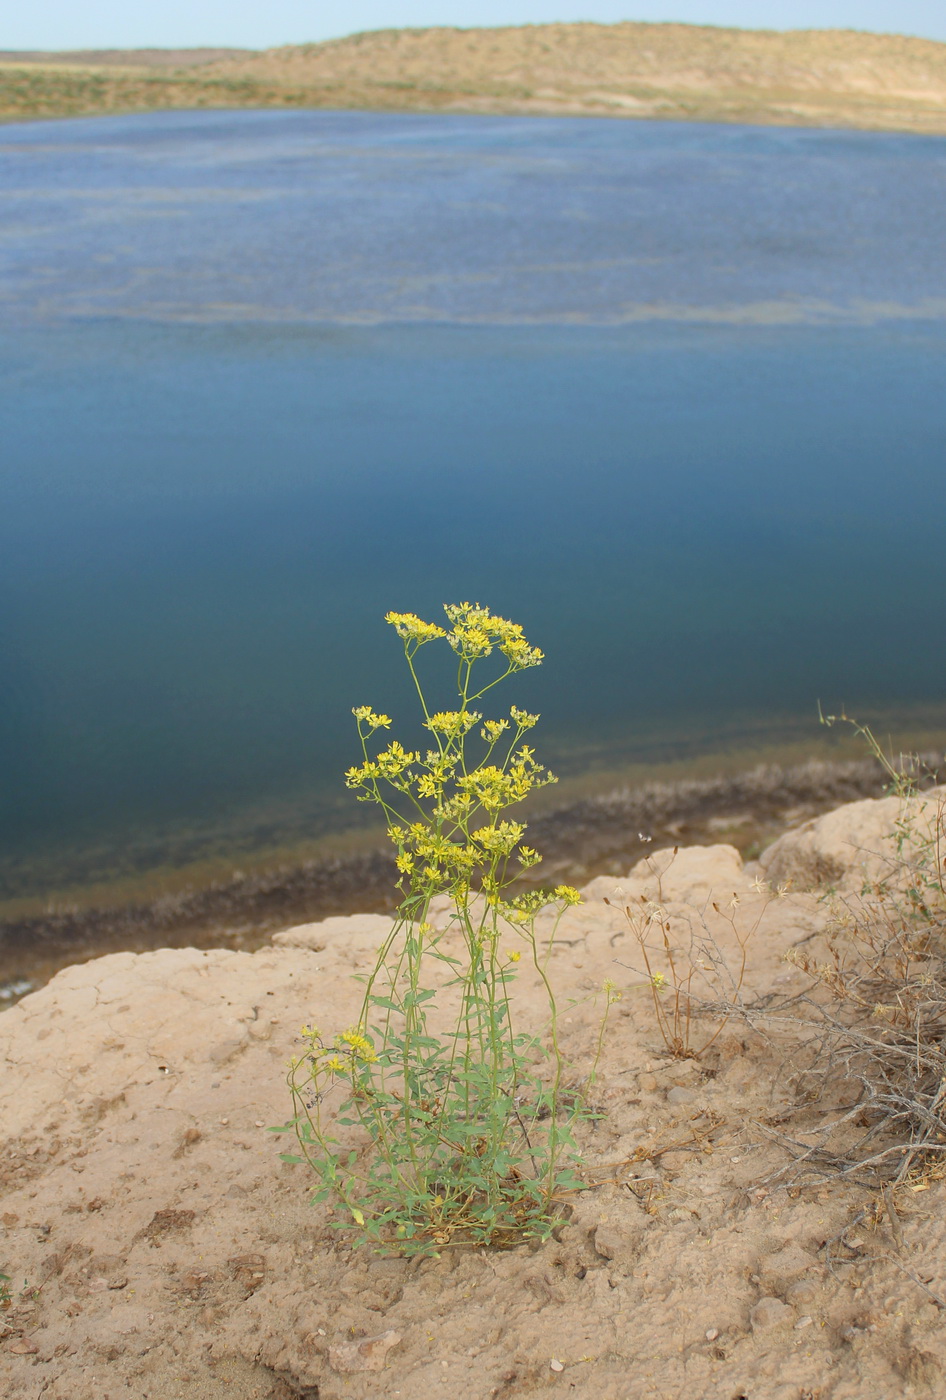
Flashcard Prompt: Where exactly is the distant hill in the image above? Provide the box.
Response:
[3,22,946,132]
[0,48,248,68]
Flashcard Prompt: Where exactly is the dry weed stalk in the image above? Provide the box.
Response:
[606,849,771,1059]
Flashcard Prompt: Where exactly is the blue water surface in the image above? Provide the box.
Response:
[1,110,945,896]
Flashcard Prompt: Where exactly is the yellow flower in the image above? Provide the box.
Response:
[339,1028,378,1061]
[554,885,582,906]
[507,950,522,963]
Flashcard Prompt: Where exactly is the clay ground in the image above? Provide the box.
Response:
[2,794,946,1399]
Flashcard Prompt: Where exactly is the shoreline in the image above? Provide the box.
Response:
[0,753,920,1000]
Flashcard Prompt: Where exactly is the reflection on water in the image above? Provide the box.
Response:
[1,111,945,906]
[3,109,946,326]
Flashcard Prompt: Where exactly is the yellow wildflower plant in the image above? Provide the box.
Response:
[281,605,587,1258]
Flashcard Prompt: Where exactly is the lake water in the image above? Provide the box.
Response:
[2,109,946,907]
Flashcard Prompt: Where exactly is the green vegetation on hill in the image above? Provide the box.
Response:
[3,22,946,131]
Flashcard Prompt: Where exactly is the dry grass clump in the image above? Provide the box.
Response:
[612,721,946,1202]
[762,753,946,1192]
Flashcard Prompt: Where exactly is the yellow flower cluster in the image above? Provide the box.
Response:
[397,823,479,883]
[297,1022,378,1078]
[501,885,582,922]
[375,741,418,778]
[348,726,554,828]
[509,706,539,730]
[345,740,420,792]
[299,1024,380,1086]
[346,605,563,902]
[457,747,549,812]
[384,612,447,645]
[426,710,481,738]
[352,706,392,729]
[471,820,527,856]
[442,602,544,670]
[338,1027,378,1062]
[387,818,544,889]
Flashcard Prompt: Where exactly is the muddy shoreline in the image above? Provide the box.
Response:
[2,755,923,999]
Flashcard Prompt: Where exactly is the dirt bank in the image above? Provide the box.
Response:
[2,787,946,1398]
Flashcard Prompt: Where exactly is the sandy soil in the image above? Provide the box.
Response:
[4,23,946,132]
[2,794,945,1398]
